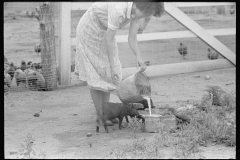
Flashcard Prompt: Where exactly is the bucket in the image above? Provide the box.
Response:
[116,72,151,103]
[143,114,176,133]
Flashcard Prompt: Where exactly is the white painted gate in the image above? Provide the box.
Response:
[58,2,235,85]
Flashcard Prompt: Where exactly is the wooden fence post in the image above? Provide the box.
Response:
[58,2,71,85]
[37,2,58,91]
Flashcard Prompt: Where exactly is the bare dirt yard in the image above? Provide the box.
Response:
[4,68,236,159]
[4,2,236,159]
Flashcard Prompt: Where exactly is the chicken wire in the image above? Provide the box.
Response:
[134,4,236,66]
[4,2,236,93]
[68,3,236,70]
[4,2,59,96]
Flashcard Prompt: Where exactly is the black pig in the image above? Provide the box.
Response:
[97,103,145,133]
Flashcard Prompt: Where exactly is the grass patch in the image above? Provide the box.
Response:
[110,85,235,158]
[16,133,46,159]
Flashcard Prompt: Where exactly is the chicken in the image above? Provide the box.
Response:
[178,43,188,59]
[4,74,11,92]
[4,73,12,88]
[20,60,27,71]
[167,107,190,124]
[7,62,16,81]
[14,69,27,86]
[27,61,32,68]
[34,62,42,73]
[37,63,42,69]
[207,48,219,60]
[27,71,46,91]
[71,62,75,72]
[34,44,41,56]
[229,5,235,15]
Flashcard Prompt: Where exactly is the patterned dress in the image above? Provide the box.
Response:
[75,2,133,92]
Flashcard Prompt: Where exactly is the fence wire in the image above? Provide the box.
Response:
[4,2,59,96]
[4,2,236,93]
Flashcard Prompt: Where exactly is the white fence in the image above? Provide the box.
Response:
[58,2,236,85]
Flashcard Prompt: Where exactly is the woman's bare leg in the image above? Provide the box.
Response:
[90,89,103,128]
[90,89,114,132]
[102,91,110,104]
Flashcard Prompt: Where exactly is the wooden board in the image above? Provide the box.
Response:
[70,2,235,11]
[172,2,235,7]
[164,3,236,65]
[59,59,234,86]
[122,59,234,80]
[71,2,93,10]
[71,28,235,45]
[59,2,71,85]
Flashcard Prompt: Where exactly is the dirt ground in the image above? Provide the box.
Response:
[4,67,236,159]
[4,2,236,159]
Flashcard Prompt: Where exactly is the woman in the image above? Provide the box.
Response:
[75,2,164,127]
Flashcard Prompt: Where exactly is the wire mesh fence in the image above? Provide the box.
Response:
[4,2,236,94]
[115,4,236,68]
[4,2,59,95]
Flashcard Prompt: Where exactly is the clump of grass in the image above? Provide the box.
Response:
[18,133,46,159]
[111,85,235,159]
[200,85,226,108]
[128,116,146,136]
[111,136,165,159]
[189,86,236,147]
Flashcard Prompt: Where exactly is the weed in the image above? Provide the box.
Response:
[128,116,145,136]
[110,85,235,158]
[189,86,236,147]
[18,133,46,159]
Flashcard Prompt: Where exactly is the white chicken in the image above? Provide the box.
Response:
[4,73,12,91]
[27,71,46,91]
[14,69,27,87]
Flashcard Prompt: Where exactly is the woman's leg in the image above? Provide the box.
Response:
[90,89,114,127]
[90,89,102,126]
[102,91,110,104]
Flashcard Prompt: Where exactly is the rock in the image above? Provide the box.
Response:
[226,82,234,86]
[34,113,40,117]
[205,75,210,80]
[9,151,18,155]
[194,75,200,78]
[87,133,92,137]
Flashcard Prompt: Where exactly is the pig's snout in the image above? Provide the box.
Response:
[137,115,145,124]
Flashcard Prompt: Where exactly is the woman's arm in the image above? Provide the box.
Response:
[128,18,146,72]
[138,15,152,34]
[105,28,120,83]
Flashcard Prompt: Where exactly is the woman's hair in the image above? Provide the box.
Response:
[135,2,165,17]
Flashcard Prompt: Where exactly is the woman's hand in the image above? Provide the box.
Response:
[110,66,120,85]
[137,59,147,72]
